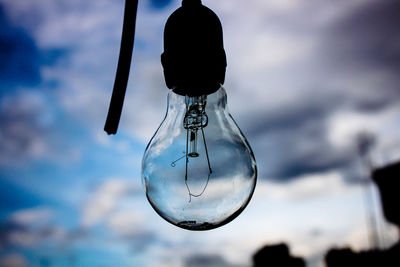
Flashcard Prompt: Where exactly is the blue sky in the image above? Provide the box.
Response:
[0,0,400,266]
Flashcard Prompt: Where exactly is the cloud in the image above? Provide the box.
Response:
[81,178,164,253]
[0,0,174,144]
[1,0,399,185]
[255,171,350,201]
[4,225,65,248]
[0,92,50,166]
[0,207,67,249]
[0,2,398,267]
[319,0,400,115]
[0,91,81,167]
[106,210,146,238]
[239,90,356,180]
[0,253,28,267]
[9,207,52,225]
[184,253,235,267]
[326,0,400,73]
[209,0,400,182]
[82,179,141,227]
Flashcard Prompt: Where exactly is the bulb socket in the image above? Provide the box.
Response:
[161,1,227,96]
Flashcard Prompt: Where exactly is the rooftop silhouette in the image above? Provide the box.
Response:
[252,243,305,267]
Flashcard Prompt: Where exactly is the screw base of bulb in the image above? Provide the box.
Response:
[172,84,221,97]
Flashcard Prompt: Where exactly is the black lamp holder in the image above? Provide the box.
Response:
[104,0,226,135]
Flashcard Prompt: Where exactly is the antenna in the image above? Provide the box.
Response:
[357,132,381,249]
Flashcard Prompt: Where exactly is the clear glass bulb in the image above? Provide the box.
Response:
[142,86,257,230]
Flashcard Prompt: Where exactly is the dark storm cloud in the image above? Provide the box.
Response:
[246,91,339,136]
[0,4,65,94]
[0,209,88,250]
[249,101,355,180]
[0,216,51,248]
[247,87,370,182]
[243,0,400,182]
[0,220,62,248]
[323,0,400,111]
[0,220,26,248]
[329,0,400,71]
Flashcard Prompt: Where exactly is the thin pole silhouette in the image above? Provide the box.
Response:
[357,133,381,249]
[104,0,138,135]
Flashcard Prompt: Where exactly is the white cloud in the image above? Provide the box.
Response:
[106,210,146,237]
[327,104,400,151]
[82,178,141,227]
[255,171,349,201]
[9,207,53,225]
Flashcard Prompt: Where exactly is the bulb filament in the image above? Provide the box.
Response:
[189,130,199,157]
[182,95,213,202]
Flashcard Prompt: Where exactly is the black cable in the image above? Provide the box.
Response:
[104,0,139,135]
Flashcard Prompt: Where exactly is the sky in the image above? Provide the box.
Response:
[0,0,400,266]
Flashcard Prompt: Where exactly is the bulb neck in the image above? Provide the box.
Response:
[182,0,202,7]
[172,85,222,97]
[161,1,227,96]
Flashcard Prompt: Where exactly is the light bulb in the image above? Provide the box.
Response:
[142,86,257,230]
[103,0,257,229]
